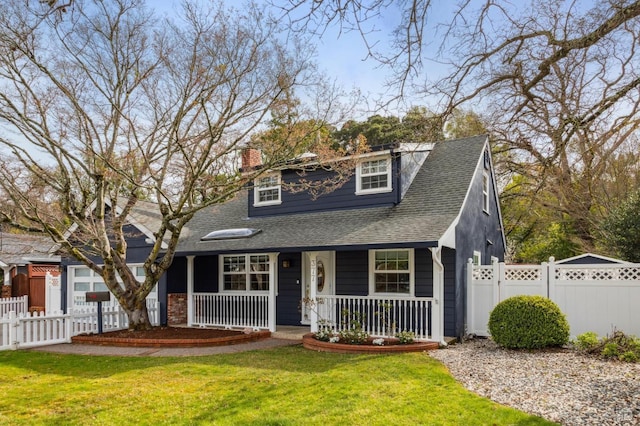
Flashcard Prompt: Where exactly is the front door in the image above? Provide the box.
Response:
[301,251,335,325]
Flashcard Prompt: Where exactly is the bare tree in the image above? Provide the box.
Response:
[0,0,352,329]
[282,0,640,253]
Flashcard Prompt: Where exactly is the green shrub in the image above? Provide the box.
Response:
[620,351,639,363]
[574,331,599,351]
[396,331,415,344]
[602,342,620,359]
[337,309,369,344]
[579,330,640,362]
[488,295,570,349]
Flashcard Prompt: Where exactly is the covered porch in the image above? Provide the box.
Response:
[179,248,446,342]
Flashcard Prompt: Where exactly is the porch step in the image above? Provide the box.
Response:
[272,326,309,341]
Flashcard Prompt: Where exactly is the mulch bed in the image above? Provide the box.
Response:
[71,326,271,347]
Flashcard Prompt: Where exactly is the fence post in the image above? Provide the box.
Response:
[493,257,502,304]
[466,258,474,336]
[21,295,28,314]
[547,257,556,299]
[65,309,73,342]
[8,311,18,350]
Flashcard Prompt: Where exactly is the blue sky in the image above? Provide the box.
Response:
[152,1,442,117]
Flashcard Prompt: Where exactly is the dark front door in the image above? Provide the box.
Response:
[276,253,302,325]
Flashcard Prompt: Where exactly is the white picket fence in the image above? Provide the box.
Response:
[0,295,28,316]
[0,301,160,351]
[467,258,640,338]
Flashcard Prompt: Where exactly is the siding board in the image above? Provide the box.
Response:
[249,156,400,217]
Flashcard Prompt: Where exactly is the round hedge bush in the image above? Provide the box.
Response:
[488,295,570,349]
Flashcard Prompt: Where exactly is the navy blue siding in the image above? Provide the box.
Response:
[335,250,368,296]
[442,247,457,337]
[453,146,506,338]
[249,155,400,217]
[559,256,621,265]
[167,257,187,294]
[415,249,433,297]
[194,255,218,293]
[276,253,303,325]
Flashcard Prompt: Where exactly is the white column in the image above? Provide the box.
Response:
[268,253,279,332]
[430,246,444,344]
[186,255,194,327]
[2,266,9,287]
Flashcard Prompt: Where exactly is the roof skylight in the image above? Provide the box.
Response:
[201,228,262,241]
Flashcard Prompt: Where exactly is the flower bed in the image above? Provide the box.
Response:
[302,333,439,354]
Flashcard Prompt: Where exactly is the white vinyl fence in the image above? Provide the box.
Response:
[0,300,160,351]
[467,258,640,338]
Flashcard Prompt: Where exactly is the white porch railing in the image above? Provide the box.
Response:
[191,293,270,330]
[0,300,160,351]
[315,295,434,341]
[0,295,28,316]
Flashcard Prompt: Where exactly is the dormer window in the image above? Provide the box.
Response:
[254,173,281,206]
[356,156,392,195]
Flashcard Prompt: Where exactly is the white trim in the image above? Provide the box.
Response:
[482,170,490,214]
[430,246,445,344]
[437,137,507,251]
[253,172,282,207]
[356,155,393,195]
[554,253,629,265]
[62,199,168,249]
[368,248,415,297]
[472,251,482,266]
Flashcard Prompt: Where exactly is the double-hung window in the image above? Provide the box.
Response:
[356,156,392,194]
[221,254,270,292]
[254,173,281,206]
[482,171,490,213]
[370,249,413,295]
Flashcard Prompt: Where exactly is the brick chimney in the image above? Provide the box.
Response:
[241,148,262,170]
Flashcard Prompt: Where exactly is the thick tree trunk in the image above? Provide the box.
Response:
[122,298,152,331]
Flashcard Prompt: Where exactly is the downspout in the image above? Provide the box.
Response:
[430,245,447,346]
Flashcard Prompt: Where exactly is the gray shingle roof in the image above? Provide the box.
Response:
[176,135,488,254]
[0,233,59,266]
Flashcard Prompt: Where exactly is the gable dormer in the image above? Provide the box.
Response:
[245,143,436,218]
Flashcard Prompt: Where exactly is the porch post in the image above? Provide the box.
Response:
[307,252,319,332]
[430,247,445,344]
[186,255,194,327]
[2,266,9,286]
[268,253,278,332]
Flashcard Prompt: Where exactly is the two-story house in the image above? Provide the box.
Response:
[161,134,505,341]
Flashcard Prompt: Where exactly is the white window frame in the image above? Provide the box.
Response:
[220,253,271,293]
[472,251,482,266]
[356,156,392,195]
[369,248,414,296]
[482,170,490,214]
[69,265,158,308]
[254,173,282,207]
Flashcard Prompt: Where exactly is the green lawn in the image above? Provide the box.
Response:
[0,346,555,425]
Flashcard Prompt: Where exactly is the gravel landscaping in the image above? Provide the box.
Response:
[430,338,640,425]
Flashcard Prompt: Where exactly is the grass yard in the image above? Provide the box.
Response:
[0,346,555,425]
